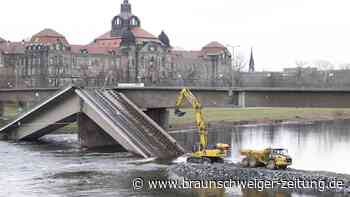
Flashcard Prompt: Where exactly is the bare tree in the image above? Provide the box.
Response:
[294,60,308,83]
[233,52,247,72]
[313,59,334,87]
[295,60,308,68]
[313,59,333,71]
[339,63,350,70]
[232,52,247,86]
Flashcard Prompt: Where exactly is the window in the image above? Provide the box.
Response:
[149,45,156,52]
[130,16,140,26]
[130,18,135,25]
[114,17,122,25]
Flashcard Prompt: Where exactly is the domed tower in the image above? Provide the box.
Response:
[111,0,141,37]
[120,27,136,46]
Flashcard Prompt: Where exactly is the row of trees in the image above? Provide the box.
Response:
[233,53,350,72]
[295,59,350,71]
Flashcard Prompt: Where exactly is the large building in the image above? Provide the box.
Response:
[0,0,232,88]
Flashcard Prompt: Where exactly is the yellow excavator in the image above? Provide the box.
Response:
[175,88,230,164]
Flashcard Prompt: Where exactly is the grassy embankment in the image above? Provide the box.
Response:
[3,103,350,130]
[169,107,350,129]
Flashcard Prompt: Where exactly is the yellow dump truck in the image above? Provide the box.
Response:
[240,148,292,170]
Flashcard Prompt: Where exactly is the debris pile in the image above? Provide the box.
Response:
[169,163,350,194]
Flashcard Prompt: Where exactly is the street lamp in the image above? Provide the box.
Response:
[226,44,240,87]
[177,74,183,86]
[137,75,142,83]
[218,74,224,86]
[15,67,18,88]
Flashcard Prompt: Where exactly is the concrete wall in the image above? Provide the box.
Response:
[240,91,350,108]
[236,70,350,88]
[119,88,235,109]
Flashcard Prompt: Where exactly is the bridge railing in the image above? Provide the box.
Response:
[7,75,350,89]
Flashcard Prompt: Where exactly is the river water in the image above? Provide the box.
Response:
[0,120,349,197]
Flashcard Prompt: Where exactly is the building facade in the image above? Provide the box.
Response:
[0,0,232,88]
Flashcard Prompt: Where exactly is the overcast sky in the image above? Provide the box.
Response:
[1,0,350,71]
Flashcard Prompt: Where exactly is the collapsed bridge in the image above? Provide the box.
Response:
[0,86,185,159]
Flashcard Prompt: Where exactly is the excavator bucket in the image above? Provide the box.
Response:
[175,109,186,117]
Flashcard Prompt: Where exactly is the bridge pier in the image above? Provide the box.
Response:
[78,113,125,150]
[238,92,246,108]
[144,108,169,129]
[0,102,4,117]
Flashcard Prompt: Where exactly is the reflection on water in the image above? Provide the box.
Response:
[0,120,349,197]
[172,119,350,174]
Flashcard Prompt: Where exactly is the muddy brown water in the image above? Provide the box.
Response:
[0,119,349,197]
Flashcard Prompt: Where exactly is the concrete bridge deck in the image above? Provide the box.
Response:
[0,87,234,109]
[0,86,184,159]
[2,87,350,109]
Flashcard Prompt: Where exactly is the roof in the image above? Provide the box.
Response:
[0,37,5,43]
[132,27,157,39]
[201,41,227,55]
[71,44,119,55]
[33,28,65,38]
[202,41,226,49]
[0,42,26,54]
[93,27,159,43]
[91,27,160,49]
[91,34,123,48]
[31,28,69,45]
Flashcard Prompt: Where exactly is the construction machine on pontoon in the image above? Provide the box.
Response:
[174,88,230,164]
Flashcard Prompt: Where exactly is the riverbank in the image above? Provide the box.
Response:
[3,106,350,132]
[169,163,350,194]
[169,107,350,129]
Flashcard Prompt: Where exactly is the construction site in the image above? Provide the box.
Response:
[0,86,349,196]
[1,0,350,197]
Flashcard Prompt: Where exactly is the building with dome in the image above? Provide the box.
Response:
[0,0,232,88]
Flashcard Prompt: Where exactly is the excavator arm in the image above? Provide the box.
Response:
[175,88,208,149]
